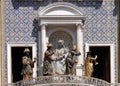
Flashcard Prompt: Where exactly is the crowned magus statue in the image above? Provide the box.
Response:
[21,48,37,80]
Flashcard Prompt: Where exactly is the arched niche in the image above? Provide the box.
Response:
[38,2,85,76]
[49,31,73,49]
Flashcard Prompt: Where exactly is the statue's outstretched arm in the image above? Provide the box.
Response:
[90,55,97,60]
[94,55,97,59]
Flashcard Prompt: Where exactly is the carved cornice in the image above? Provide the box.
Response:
[39,15,85,25]
[40,15,85,20]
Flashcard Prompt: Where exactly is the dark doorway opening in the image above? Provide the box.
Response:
[11,47,32,82]
[89,46,110,83]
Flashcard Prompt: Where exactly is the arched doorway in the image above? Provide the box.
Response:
[49,31,73,49]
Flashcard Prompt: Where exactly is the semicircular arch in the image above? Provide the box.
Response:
[39,2,84,16]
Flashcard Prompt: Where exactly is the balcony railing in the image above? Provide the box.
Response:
[6,75,120,86]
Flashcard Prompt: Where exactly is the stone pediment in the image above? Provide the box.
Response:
[39,2,84,16]
[38,2,85,25]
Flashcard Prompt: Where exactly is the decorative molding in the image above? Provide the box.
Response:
[38,2,85,25]
[39,16,85,25]
[39,2,84,16]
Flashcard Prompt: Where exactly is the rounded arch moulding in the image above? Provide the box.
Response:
[38,2,85,25]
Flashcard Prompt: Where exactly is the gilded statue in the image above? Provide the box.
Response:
[85,51,98,77]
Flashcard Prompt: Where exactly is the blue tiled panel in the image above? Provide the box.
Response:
[4,1,117,43]
[5,2,38,42]
[4,0,117,82]
[83,1,116,43]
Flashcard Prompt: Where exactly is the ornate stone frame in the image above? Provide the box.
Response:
[38,2,85,76]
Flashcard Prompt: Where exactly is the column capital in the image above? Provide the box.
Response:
[38,23,47,31]
[76,23,84,31]
[40,23,47,27]
[76,23,82,26]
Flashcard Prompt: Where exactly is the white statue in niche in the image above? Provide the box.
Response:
[52,40,69,75]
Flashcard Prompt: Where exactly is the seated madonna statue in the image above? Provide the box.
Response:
[52,40,69,75]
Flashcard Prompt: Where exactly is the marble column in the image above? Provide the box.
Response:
[41,24,47,75]
[37,18,43,75]
[76,23,84,76]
